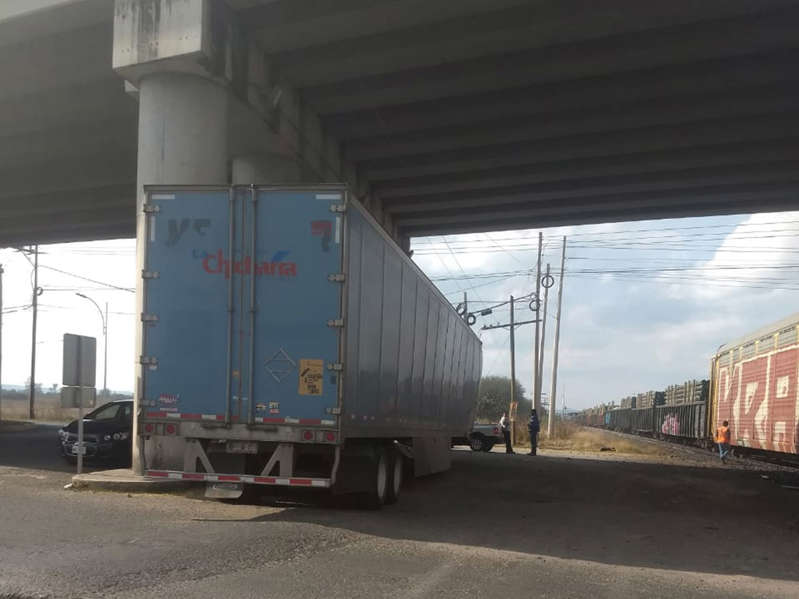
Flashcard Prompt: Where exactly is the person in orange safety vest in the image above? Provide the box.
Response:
[716,420,731,463]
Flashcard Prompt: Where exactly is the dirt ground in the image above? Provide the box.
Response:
[2,424,799,598]
[534,427,796,472]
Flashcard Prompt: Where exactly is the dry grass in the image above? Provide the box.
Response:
[511,418,577,448]
[1,397,80,423]
[523,420,665,455]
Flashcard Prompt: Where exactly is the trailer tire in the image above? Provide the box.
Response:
[469,435,485,452]
[360,447,389,510]
[385,451,403,505]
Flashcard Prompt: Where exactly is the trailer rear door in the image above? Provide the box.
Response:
[141,187,344,427]
[141,190,232,420]
[249,188,344,425]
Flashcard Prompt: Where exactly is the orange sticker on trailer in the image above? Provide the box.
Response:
[298,359,324,396]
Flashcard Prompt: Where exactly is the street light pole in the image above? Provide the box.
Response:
[76,293,108,397]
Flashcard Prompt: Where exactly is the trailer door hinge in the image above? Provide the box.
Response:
[143,204,160,213]
[327,319,344,328]
[328,273,346,282]
[139,356,159,367]
[141,313,159,323]
[327,363,344,372]
[142,270,160,279]
[329,204,347,213]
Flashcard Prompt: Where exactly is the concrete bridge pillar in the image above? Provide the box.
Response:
[111,0,372,472]
[130,73,230,473]
[136,73,229,198]
[114,0,242,473]
[231,152,302,185]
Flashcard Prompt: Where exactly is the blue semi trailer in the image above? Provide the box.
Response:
[135,186,482,506]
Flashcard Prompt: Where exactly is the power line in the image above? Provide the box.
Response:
[441,235,486,306]
[568,273,799,292]
[412,223,799,255]
[411,217,799,247]
[38,265,134,293]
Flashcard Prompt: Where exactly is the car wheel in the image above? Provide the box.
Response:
[483,443,495,452]
[469,435,485,452]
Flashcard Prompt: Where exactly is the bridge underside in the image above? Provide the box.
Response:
[1,0,798,246]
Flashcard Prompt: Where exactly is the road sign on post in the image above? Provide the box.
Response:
[61,334,97,474]
[62,333,96,389]
[60,386,97,409]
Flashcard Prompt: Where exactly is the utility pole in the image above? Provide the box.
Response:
[104,302,108,397]
[28,245,40,420]
[548,236,567,437]
[482,296,538,447]
[533,232,542,413]
[538,263,551,391]
[0,263,3,423]
[509,295,516,444]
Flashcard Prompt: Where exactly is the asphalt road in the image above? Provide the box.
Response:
[0,421,111,474]
[1,425,799,598]
[0,422,75,472]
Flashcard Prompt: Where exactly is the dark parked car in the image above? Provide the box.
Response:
[58,399,133,466]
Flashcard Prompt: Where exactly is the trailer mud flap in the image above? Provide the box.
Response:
[413,435,451,477]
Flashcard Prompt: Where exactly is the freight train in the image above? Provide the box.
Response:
[579,312,799,462]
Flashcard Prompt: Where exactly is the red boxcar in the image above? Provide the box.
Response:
[710,313,799,455]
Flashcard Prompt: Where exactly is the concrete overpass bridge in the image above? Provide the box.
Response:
[1,0,799,248]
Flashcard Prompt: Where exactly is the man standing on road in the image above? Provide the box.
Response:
[527,409,541,456]
[716,420,731,463]
[499,412,514,454]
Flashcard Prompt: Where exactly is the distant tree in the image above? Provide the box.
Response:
[475,376,531,422]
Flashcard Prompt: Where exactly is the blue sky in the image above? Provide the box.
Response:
[1,211,797,409]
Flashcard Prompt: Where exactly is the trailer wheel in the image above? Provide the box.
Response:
[469,435,485,452]
[385,451,403,505]
[361,447,389,509]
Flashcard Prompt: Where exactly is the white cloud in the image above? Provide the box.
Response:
[415,213,799,410]
[662,211,799,301]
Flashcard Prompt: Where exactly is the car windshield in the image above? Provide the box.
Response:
[87,403,122,421]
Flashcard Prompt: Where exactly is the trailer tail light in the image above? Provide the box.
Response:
[143,423,155,434]
[302,430,314,441]
[165,423,178,436]
[324,431,336,443]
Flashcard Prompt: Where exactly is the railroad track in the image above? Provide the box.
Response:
[595,427,799,471]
